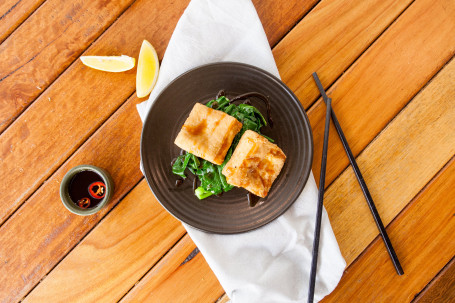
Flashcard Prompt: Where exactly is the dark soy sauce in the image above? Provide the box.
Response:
[175,178,184,187]
[192,178,198,192]
[170,91,271,207]
[247,193,261,207]
[69,170,105,209]
[216,90,225,99]
[230,92,274,128]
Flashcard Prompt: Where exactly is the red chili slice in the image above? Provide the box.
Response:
[88,181,106,199]
[77,197,91,209]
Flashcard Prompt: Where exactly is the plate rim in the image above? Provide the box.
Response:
[140,61,313,234]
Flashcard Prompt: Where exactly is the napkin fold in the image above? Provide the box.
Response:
[137,0,346,302]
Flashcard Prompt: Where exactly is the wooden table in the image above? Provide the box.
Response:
[0,0,454,302]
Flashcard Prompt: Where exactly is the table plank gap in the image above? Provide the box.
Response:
[0,0,140,134]
[1,0,454,300]
[322,155,455,302]
[0,1,320,300]
[273,0,415,110]
[301,0,416,111]
[0,90,136,231]
[0,95,145,302]
[307,0,455,188]
[268,0,321,49]
[0,0,190,227]
[118,53,455,302]
[325,53,455,265]
[215,294,230,303]
[116,232,188,303]
[0,0,46,44]
[120,234,224,303]
[20,176,144,301]
[412,256,455,303]
[23,180,186,303]
[0,0,315,229]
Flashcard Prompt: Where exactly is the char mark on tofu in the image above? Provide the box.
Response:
[174,103,242,165]
[222,130,286,198]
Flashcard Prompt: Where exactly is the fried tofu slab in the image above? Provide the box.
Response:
[174,103,243,165]
[222,130,286,198]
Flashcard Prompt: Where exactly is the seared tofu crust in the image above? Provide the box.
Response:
[174,103,242,165]
[222,130,286,198]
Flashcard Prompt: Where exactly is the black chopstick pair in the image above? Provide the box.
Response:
[307,72,403,303]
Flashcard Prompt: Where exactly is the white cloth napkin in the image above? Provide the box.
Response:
[137,0,346,302]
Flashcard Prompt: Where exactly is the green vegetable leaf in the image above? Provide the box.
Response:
[172,153,191,178]
[195,187,213,199]
[172,95,273,199]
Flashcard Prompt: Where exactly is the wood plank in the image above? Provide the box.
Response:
[0,0,314,227]
[0,0,45,43]
[0,0,190,225]
[308,0,455,186]
[0,0,314,135]
[216,294,230,303]
[120,235,224,303]
[412,257,455,303]
[324,55,455,266]
[23,181,186,303]
[23,0,455,300]
[254,0,318,47]
[0,1,320,300]
[273,0,413,109]
[2,0,452,300]
[322,156,455,302]
[120,53,455,303]
[0,98,144,302]
[0,0,137,132]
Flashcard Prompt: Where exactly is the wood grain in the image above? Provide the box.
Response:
[2,0,453,301]
[24,181,186,303]
[0,0,45,43]
[216,59,455,302]
[0,98,144,302]
[254,0,318,47]
[116,53,455,303]
[273,0,412,109]
[216,294,230,303]
[0,0,136,132]
[0,0,315,134]
[309,0,455,187]
[0,1,320,300]
[413,257,455,303]
[323,155,455,302]
[0,0,190,226]
[324,55,455,266]
[121,235,224,303]
[0,0,315,228]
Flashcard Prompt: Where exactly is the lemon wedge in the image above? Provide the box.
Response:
[80,55,135,72]
[136,40,159,98]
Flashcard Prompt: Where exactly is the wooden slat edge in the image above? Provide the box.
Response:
[412,257,455,303]
[0,0,138,132]
[0,97,143,301]
[308,0,455,186]
[0,0,319,300]
[323,155,455,302]
[120,234,224,303]
[0,0,46,43]
[23,180,186,302]
[325,54,455,265]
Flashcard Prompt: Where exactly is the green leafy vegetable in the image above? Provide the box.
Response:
[172,95,272,199]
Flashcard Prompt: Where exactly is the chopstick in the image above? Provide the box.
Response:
[307,94,332,303]
[311,72,404,276]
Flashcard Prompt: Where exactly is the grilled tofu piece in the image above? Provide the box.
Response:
[174,103,243,165]
[222,130,286,198]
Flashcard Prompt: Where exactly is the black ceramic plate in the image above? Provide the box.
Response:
[141,62,313,234]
